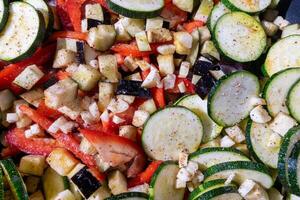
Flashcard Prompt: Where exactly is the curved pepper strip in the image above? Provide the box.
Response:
[5,128,59,156]
[48,31,88,42]
[19,105,105,181]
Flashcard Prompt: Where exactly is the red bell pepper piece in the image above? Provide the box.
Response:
[0,44,56,90]
[56,70,71,80]
[20,105,105,181]
[80,129,147,178]
[1,145,20,158]
[128,161,163,187]
[48,31,88,42]
[111,43,154,57]
[183,20,204,33]
[6,128,59,156]
[37,101,62,120]
[160,3,188,28]
[167,77,195,94]
[56,0,74,30]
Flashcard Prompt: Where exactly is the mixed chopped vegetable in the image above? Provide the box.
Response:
[0,0,300,199]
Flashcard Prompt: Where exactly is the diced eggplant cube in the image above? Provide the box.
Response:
[13,65,44,90]
[121,18,145,37]
[138,98,157,114]
[71,64,101,91]
[70,166,101,198]
[20,88,44,107]
[135,31,151,52]
[82,18,102,32]
[98,54,120,82]
[116,80,151,98]
[193,0,214,23]
[200,41,220,60]
[44,78,78,109]
[147,28,173,43]
[19,155,46,176]
[85,4,104,21]
[25,176,40,193]
[0,89,15,111]
[87,25,116,51]
[53,49,77,68]
[198,26,211,44]
[146,17,164,30]
[76,41,85,64]
[157,55,175,76]
[174,32,193,55]
[115,20,132,42]
[162,20,170,29]
[108,170,127,195]
[98,82,115,112]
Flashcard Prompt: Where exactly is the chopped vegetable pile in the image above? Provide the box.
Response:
[0,0,300,199]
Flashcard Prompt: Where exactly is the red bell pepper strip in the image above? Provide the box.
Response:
[128,161,163,187]
[1,145,20,158]
[6,128,59,156]
[37,101,62,120]
[141,69,166,108]
[183,20,204,33]
[0,44,56,90]
[20,105,105,181]
[56,0,74,30]
[56,70,71,80]
[111,43,154,57]
[160,3,188,28]
[80,129,147,178]
[48,31,88,42]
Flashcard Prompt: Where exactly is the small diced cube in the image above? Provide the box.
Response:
[107,98,129,114]
[175,178,186,189]
[48,116,68,134]
[20,89,44,107]
[119,125,137,141]
[6,113,19,123]
[238,179,256,197]
[117,95,135,105]
[225,125,245,143]
[60,121,76,134]
[136,60,151,71]
[112,115,125,124]
[80,137,97,155]
[98,54,120,83]
[261,20,279,36]
[146,17,163,30]
[186,161,198,176]
[89,101,100,120]
[124,56,139,72]
[147,28,173,43]
[201,41,220,60]
[178,82,186,93]
[115,20,132,42]
[141,67,161,88]
[157,55,175,76]
[174,32,193,55]
[198,26,211,44]
[273,16,290,30]
[98,82,115,112]
[128,183,149,194]
[138,99,157,114]
[19,155,46,176]
[135,31,151,52]
[162,74,176,90]
[132,110,150,127]
[270,112,297,136]
[250,105,272,123]
[108,170,127,195]
[157,44,176,55]
[220,136,235,147]
[87,25,116,51]
[94,154,111,172]
[176,168,192,182]
[13,65,44,90]
[29,124,44,137]
[85,4,103,21]
[121,18,145,37]
[178,61,191,78]
[53,49,76,68]
[71,64,101,91]
[178,152,188,168]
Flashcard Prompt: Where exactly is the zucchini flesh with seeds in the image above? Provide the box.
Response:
[213,12,266,62]
[208,2,230,31]
[208,70,260,127]
[0,159,29,200]
[221,0,271,13]
[264,35,300,77]
[203,161,274,189]
[107,0,164,19]
[287,79,300,122]
[263,68,300,117]
[149,161,185,200]
[189,147,250,171]
[192,185,242,200]
[278,126,300,190]
[246,120,280,168]
[0,2,45,62]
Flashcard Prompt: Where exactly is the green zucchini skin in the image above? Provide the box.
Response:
[0,167,4,200]
[0,159,29,200]
[105,192,149,200]
[287,79,300,123]
[287,141,300,196]
[0,0,9,32]
[195,186,240,200]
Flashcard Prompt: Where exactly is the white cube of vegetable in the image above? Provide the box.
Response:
[117,95,135,105]
[157,44,176,55]
[249,97,266,107]
[141,67,161,88]
[125,72,143,81]
[6,113,19,123]
[20,89,44,107]
[71,64,101,91]
[209,70,225,80]
[176,168,192,182]
[54,190,76,200]
[178,152,188,168]
[270,112,297,137]
[162,74,176,90]
[193,171,205,184]
[60,121,76,134]
[53,49,76,68]
[138,99,157,114]
[107,98,129,114]
[198,26,211,44]
[88,101,100,120]
[119,125,137,141]
[85,4,103,21]
[19,155,46,176]
[250,105,272,124]
[146,17,163,30]
[261,20,279,36]
[0,89,15,111]
[178,82,186,93]
[175,178,187,189]
[128,183,149,193]
[135,31,151,52]
[157,55,175,76]
[58,105,81,121]
[174,32,193,55]
[13,65,44,90]
[267,132,282,148]
[94,154,111,173]
[56,38,77,52]
[45,79,78,109]
[98,82,115,112]
[132,110,150,127]
[47,148,79,176]
[178,61,191,78]
[225,125,245,143]
[112,115,125,124]
[238,179,256,197]
[30,124,44,136]
[135,60,151,71]
[108,170,128,195]
[124,56,139,72]
[48,116,68,134]
[193,0,214,23]
[115,20,132,42]
[225,173,236,185]
[147,28,173,43]
[220,136,235,147]
[98,54,120,83]
[244,183,269,200]
[81,111,96,125]
[192,74,201,85]
[121,18,145,37]
[186,161,198,176]
[273,16,290,30]
[80,137,97,155]
[87,25,116,51]
[201,41,220,60]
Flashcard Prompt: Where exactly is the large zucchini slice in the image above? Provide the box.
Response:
[287,79,300,122]
[105,192,148,199]
[287,141,300,196]
[221,0,271,13]
[0,2,45,61]
[0,0,8,31]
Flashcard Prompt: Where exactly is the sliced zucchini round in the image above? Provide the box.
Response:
[189,179,228,200]
[213,12,266,62]
[208,71,260,127]
[203,161,274,189]
[264,35,300,77]
[0,0,9,31]
[0,168,3,200]
[195,186,241,200]
[263,68,300,117]
[149,161,185,200]
[278,126,300,189]
[288,79,300,122]
[287,141,300,196]
[142,106,203,161]
[208,2,230,31]
[106,192,149,200]
[42,167,70,200]
[107,0,164,19]
[288,194,300,200]
[246,120,280,168]
[0,159,28,200]
[189,147,250,171]
[221,0,271,13]
[23,0,54,32]
[175,94,223,143]
[0,2,45,62]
